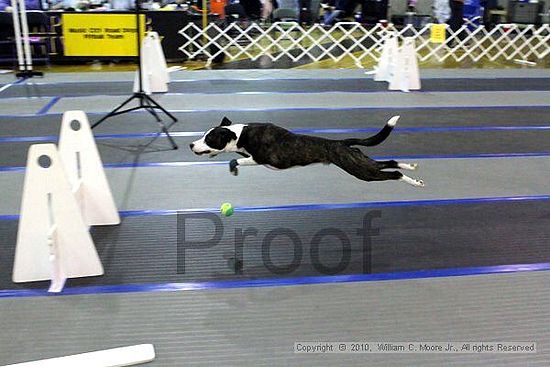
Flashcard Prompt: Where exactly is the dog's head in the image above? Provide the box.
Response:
[190,117,238,157]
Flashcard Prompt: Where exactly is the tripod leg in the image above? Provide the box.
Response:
[92,94,137,128]
[158,121,178,150]
[144,94,178,122]
[142,96,162,122]
[147,108,162,122]
[140,96,177,149]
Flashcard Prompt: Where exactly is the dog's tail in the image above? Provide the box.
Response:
[341,116,399,147]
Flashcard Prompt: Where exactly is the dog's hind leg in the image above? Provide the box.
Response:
[347,169,425,187]
[375,160,418,171]
[399,174,425,187]
[330,146,424,186]
[397,163,418,171]
[346,167,424,187]
[229,157,258,176]
[360,169,425,187]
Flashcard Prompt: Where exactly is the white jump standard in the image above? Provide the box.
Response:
[13,111,120,293]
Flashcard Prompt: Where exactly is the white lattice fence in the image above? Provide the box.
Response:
[179,22,550,66]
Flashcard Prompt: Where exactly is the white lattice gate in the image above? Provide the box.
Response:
[179,22,550,66]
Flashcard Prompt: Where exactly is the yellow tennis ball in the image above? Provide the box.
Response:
[220,202,234,217]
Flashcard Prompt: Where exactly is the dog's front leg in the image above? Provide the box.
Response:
[229,157,258,176]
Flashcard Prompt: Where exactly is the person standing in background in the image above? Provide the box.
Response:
[433,0,451,24]
[448,0,464,44]
[260,0,273,22]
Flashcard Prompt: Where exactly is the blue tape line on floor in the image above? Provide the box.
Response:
[35,96,60,116]
[2,194,550,221]
[1,262,549,298]
[119,194,550,216]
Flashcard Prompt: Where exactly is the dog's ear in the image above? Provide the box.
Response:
[220,117,233,127]
[224,129,237,141]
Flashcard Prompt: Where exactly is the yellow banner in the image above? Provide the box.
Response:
[430,24,447,44]
[62,14,146,57]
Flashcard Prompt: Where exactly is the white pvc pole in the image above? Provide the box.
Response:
[18,0,33,71]
[1,344,156,367]
[10,0,25,71]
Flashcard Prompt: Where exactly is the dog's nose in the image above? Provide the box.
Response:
[189,143,194,149]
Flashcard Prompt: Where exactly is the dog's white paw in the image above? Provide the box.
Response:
[400,175,425,187]
[398,162,418,171]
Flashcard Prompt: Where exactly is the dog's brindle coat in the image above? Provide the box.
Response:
[190,116,424,187]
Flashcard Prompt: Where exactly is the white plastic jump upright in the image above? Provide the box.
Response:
[12,144,104,293]
[59,111,120,227]
[147,32,169,86]
[134,31,169,94]
[388,37,421,92]
[13,110,121,292]
[374,32,398,82]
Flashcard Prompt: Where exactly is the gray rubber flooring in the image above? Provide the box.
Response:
[2,90,550,116]
[0,130,549,168]
[0,200,548,290]
[0,69,549,367]
[47,91,550,114]
[0,156,549,215]
[1,107,549,136]
[3,68,549,84]
[3,78,550,98]
[0,97,48,115]
[174,68,550,80]
[1,271,549,366]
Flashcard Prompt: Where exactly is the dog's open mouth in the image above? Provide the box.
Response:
[194,150,211,156]
[193,150,219,158]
